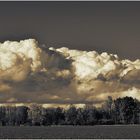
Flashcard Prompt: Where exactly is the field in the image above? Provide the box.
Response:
[0,125,140,139]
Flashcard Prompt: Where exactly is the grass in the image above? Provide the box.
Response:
[0,125,140,139]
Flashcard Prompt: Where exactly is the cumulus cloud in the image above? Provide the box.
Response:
[0,39,140,106]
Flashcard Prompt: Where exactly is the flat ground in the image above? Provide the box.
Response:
[0,125,140,139]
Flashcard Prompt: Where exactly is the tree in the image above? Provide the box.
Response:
[43,108,56,125]
[65,105,78,125]
[15,106,28,125]
[5,106,17,125]
[0,96,139,126]
[54,107,65,125]
[0,106,6,126]
[101,96,115,124]
[134,99,140,124]
[86,106,98,125]
[28,104,44,125]
[102,96,113,116]
[76,108,85,125]
[114,97,138,124]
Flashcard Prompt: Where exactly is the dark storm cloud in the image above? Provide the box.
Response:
[0,2,140,59]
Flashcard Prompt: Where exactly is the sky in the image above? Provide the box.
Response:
[0,1,140,60]
[0,2,140,106]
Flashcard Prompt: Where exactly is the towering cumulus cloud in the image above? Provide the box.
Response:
[0,39,140,106]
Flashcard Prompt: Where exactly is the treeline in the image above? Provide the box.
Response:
[0,96,140,126]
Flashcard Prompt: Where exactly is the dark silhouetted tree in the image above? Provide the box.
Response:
[28,104,43,125]
[65,105,78,125]
[114,96,138,124]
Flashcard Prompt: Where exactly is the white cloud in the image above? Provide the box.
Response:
[0,39,140,105]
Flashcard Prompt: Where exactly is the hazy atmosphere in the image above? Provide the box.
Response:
[0,1,140,106]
